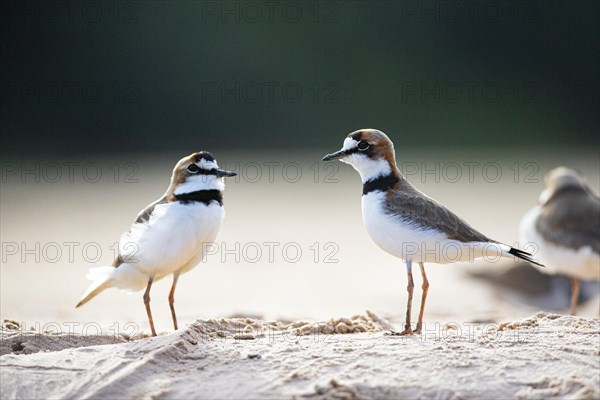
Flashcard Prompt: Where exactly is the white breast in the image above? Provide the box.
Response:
[362,191,450,263]
[520,206,600,281]
[120,201,224,279]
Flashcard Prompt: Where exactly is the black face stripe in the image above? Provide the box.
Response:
[194,167,221,176]
[350,132,363,141]
[342,147,359,157]
[193,151,215,163]
[344,132,375,158]
[345,142,375,158]
[363,173,399,195]
[174,189,223,205]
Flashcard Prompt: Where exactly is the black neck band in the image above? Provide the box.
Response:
[362,173,399,195]
[174,190,223,205]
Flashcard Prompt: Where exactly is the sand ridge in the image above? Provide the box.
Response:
[0,312,599,399]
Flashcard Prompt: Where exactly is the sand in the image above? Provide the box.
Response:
[1,312,599,400]
[2,150,599,399]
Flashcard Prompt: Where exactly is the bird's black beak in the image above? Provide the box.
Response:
[322,150,346,161]
[214,168,237,178]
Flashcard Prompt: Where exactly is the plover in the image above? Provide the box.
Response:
[76,151,237,336]
[520,167,599,315]
[323,129,542,335]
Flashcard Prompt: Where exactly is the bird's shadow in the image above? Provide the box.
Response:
[468,263,599,311]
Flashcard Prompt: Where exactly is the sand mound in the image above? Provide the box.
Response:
[188,310,394,340]
[0,311,391,357]
[0,319,134,356]
[1,312,598,399]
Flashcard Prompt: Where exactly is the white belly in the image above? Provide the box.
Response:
[120,201,224,279]
[361,192,510,264]
[519,206,600,281]
[362,192,446,263]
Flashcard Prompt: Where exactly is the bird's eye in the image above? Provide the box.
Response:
[187,164,200,173]
[357,141,370,151]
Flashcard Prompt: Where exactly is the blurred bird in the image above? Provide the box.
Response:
[520,167,600,315]
[323,129,542,335]
[76,151,237,336]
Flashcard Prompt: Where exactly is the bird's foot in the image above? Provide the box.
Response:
[385,328,413,336]
[413,324,422,334]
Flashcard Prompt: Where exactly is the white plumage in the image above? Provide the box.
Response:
[362,191,510,264]
[76,151,236,335]
[323,129,540,335]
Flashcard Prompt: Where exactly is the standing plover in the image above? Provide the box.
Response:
[76,151,237,336]
[520,167,599,315]
[323,129,542,335]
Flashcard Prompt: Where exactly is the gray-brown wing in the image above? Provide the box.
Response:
[537,188,600,254]
[384,185,492,243]
[134,195,168,224]
[112,195,168,268]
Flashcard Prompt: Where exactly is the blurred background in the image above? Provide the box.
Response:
[1,1,598,332]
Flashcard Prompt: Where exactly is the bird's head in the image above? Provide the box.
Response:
[539,166,588,205]
[170,151,237,194]
[322,129,398,182]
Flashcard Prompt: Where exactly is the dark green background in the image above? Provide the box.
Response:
[1,1,598,156]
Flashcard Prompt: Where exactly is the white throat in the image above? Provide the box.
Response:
[344,156,392,183]
[174,175,225,195]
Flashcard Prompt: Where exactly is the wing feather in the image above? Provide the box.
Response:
[113,195,168,268]
[384,184,492,243]
[537,187,600,254]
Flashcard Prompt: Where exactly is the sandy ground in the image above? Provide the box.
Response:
[1,312,599,400]
[1,148,599,399]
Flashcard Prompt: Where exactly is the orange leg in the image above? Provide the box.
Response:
[569,278,580,316]
[387,260,414,336]
[414,262,429,334]
[143,277,157,336]
[169,273,180,330]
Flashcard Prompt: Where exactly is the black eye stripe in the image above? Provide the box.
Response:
[197,168,218,176]
[187,165,222,176]
[337,141,372,158]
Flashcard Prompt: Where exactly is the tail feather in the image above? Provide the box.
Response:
[508,247,545,267]
[75,267,115,308]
